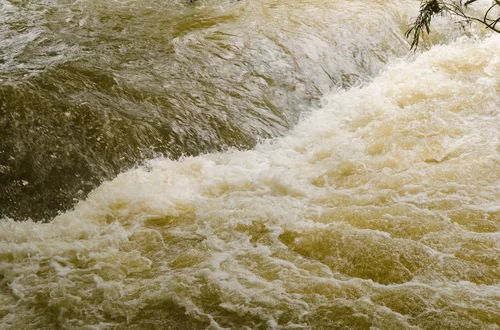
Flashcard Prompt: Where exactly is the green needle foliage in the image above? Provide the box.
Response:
[406,0,500,49]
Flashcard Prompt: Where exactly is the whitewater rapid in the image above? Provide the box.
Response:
[1,32,499,329]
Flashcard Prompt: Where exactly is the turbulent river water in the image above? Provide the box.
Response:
[1,0,500,329]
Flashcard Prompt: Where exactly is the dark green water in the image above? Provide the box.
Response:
[0,0,410,220]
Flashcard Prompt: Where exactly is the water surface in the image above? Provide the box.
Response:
[1,0,500,329]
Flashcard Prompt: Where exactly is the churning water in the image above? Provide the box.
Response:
[1,0,500,329]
